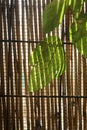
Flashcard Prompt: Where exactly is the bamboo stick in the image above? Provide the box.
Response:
[77,53,82,130]
[11,1,19,129]
[61,17,68,130]
[6,0,13,129]
[29,0,35,129]
[15,0,24,129]
[46,85,52,129]
[13,42,19,129]
[50,82,55,129]
[22,1,30,129]
[74,46,78,130]
[37,1,46,129]
[1,0,10,129]
[7,1,16,129]
[83,57,87,130]
[33,1,40,127]
[12,6,19,128]
[0,1,3,129]
[66,8,73,130]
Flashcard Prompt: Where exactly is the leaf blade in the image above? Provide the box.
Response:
[29,36,66,92]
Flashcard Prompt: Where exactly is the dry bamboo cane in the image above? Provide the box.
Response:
[0,2,3,128]
[38,0,46,129]
[54,79,58,129]
[78,53,82,130]
[83,3,87,130]
[68,10,74,129]
[11,1,19,129]
[50,82,55,130]
[39,1,47,129]
[6,0,13,129]
[46,85,52,130]
[33,1,40,127]
[62,74,68,130]
[13,41,19,129]
[7,1,16,129]
[42,0,52,129]
[15,0,24,129]
[2,1,11,129]
[23,1,30,129]
[12,5,19,128]
[28,0,35,129]
[66,8,73,130]
[61,18,68,130]
[83,57,87,130]
[0,43,3,130]
[74,47,78,130]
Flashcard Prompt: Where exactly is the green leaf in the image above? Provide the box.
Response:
[43,0,86,33]
[29,36,66,92]
[70,0,84,18]
[70,13,87,58]
[43,0,68,33]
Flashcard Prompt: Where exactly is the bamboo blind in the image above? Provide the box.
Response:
[0,0,87,130]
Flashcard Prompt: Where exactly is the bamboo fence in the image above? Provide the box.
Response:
[0,0,87,130]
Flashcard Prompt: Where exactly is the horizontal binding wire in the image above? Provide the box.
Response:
[0,39,43,43]
[0,95,87,98]
[0,39,73,44]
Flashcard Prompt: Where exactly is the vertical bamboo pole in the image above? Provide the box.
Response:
[13,43,19,129]
[50,83,55,130]
[66,8,73,130]
[46,86,52,130]
[43,0,52,129]
[15,0,24,129]
[38,0,45,129]
[23,0,30,129]
[11,1,18,129]
[29,0,35,129]
[74,46,78,130]
[26,0,33,127]
[22,1,30,130]
[54,80,58,129]
[78,54,82,130]
[61,18,68,130]
[6,0,12,128]
[33,1,40,126]
[83,57,87,130]
[0,1,3,129]
[7,1,16,129]
[1,1,9,129]
[12,3,19,128]
[83,3,87,130]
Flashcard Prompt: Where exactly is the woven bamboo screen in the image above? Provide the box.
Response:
[0,0,87,130]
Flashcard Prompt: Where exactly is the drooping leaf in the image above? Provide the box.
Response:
[43,0,86,33]
[70,0,84,18]
[29,36,66,92]
[69,12,87,58]
[43,0,68,33]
